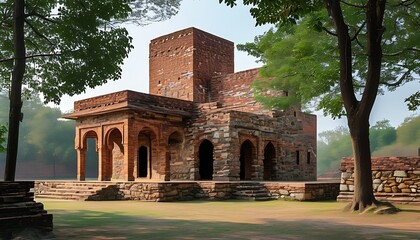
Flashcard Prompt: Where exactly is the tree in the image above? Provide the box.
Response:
[0,124,6,153]
[0,0,181,181]
[220,0,419,212]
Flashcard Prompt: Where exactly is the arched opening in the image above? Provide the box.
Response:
[138,146,148,177]
[106,128,124,180]
[240,140,254,180]
[137,128,156,179]
[83,131,98,180]
[263,142,276,180]
[168,131,183,180]
[199,139,214,180]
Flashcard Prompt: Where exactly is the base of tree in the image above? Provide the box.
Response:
[344,200,400,214]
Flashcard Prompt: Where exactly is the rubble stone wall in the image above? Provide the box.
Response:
[338,157,420,204]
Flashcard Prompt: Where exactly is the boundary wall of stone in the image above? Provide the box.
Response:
[337,157,420,204]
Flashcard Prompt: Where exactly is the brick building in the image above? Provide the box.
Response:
[64,27,317,182]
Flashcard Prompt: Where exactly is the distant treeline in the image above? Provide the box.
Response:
[0,96,418,179]
[318,116,420,177]
[0,95,98,180]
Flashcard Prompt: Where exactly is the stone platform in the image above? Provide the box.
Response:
[0,181,53,234]
[35,180,340,202]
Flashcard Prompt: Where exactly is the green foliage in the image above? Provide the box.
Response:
[0,0,181,104]
[317,126,352,175]
[222,1,420,117]
[0,124,6,152]
[0,95,99,178]
[370,120,396,152]
[318,117,420,175]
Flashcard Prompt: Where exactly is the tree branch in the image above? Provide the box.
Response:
[340,1,366,9]
[381,69,412,87]
[383,47,419,57]
[24,19,55,46]
[393,0,416,7]
[350,21,366,41]
[322,27,337,36]
[0,53,61,63]
[25,12,58,24]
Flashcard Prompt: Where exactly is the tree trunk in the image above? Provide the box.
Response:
[348,117,377,211]
[4,0,26,181]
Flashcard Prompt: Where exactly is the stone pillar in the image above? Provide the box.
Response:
[76,148,86,181]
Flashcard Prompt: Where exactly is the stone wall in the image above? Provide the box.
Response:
[210,69,270,115]
[35,181,339,202]
[338,157,420,204]
[265,182,339,201]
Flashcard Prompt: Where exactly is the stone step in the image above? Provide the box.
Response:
[36,194,86,201]
[233,191,271,197]
[235,185,266,190]
[42,188,101,194]
[233,183,276,201]
[35,182,116,201]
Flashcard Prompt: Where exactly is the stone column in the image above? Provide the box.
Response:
[76,148,86,181]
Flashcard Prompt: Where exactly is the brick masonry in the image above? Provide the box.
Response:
[63,27,317,183]
[337,157,420,204]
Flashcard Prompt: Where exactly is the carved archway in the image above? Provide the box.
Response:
[105,128,123,180]
[263,142,276,180]
[80,130,99,181]
[240,140,255,180]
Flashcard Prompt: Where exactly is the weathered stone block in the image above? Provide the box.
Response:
[340,184,348,191]
[394,170,407,177]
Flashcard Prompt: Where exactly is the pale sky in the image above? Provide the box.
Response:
[55,0,419,133]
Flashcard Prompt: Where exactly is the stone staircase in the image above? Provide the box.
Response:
[233,182,278,201]
[0,181,53,231]
[35,182,117,201]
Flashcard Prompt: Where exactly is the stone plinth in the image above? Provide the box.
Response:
[0,181,53,233]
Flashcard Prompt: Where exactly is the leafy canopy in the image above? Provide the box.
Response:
[0,0,181,104]
[221,1,419,118]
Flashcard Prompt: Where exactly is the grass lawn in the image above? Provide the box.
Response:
[8,199,420,239]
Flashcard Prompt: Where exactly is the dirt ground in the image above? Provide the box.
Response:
[4,199,420,240]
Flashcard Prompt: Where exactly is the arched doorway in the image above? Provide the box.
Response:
[106,128,123,180]
[168,131,183,180]
[240,140,255,180]
[138,146,148,177]
[199,139,214,180]
[83,131,99,180]
[263,142,276,180]
[137,128,156,179]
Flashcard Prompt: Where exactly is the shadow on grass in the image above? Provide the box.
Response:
[5,208,419,240]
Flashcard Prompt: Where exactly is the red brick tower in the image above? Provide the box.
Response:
[149,27,234,102]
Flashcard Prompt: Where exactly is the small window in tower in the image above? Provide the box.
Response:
[294,111,297,117]
[296,150,300,165]
[307,151,311,164]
